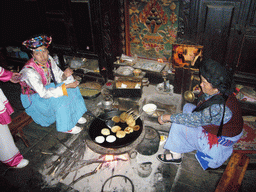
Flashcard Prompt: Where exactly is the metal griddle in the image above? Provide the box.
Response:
[88,110,143,148]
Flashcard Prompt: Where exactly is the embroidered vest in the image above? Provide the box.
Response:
[20,58,50,95]
[201,94,243,137]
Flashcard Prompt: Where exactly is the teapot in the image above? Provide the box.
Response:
[102,95,113,110]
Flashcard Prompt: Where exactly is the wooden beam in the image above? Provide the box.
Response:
[215,152,250,192]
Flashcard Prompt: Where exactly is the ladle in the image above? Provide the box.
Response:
[86,111,115,128]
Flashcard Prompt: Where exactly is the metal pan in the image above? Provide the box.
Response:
[79,82,102,99]
[80,87,101,99]
[88,110,143,148]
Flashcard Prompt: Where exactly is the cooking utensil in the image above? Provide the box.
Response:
[86,111,115,128]
[88,110,143,148]
[102,95,113,110]
[79,87,101,99]
[79,82,102,99]
[184,90,196,103]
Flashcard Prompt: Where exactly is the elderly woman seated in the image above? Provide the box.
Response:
[157,59,243,170]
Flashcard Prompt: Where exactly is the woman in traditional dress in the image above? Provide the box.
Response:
[20,35,87,134]
[157,59,243,170]
[0,67,29,168]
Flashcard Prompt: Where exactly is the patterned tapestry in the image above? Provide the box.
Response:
[128,0,179,61]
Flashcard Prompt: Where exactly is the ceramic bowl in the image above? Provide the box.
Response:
[143,103,157,115]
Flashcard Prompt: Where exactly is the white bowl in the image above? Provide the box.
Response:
[143,103,157,115]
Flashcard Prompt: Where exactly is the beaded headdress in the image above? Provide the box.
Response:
[22,35,52,50]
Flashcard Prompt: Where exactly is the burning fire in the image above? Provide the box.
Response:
[105,155,114,161]
[104,154,129,162]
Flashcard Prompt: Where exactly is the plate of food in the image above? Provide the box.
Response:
[115,66,134,76]
[79,82,102,99]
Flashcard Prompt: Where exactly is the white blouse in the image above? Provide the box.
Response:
[20,56,75,99]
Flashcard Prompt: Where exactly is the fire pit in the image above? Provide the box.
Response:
[85,110,145,155]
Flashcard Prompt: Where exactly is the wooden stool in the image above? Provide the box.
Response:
[9,111,33,147]
[215,152,250,192]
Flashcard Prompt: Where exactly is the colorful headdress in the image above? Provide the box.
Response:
[22,35,52,50]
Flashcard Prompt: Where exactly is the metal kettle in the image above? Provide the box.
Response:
[102,95,113,110]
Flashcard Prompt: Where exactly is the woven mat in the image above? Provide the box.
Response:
[233,121,256,153]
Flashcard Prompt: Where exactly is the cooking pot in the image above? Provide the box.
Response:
[88,110,143,148]
[79,82,102,99]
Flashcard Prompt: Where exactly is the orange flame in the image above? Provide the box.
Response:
[120,154,129,160]
[104,154,129,162]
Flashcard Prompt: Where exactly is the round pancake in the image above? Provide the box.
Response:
[101,128,110,136]
[95,136,105,144]
[120,112,128,121]
[133,125,140,131]
[112,116,120,123]
[124,126,134,134]
[116,130,126,138]
[126,115,135,125]
[106,135,116,143]
[111,125,121,133]
[127,119,136,127]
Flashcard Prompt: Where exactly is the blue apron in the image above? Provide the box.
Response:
[20,83,87,132]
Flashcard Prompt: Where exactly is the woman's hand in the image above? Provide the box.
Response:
[65,80,79,89]
[64,68,73,77]
[62,68,73,81]
[158,114,171,125]
[10,73,22,83]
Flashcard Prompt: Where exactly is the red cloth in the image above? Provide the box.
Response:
[233,121,256,152]
[202,129,219,149]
